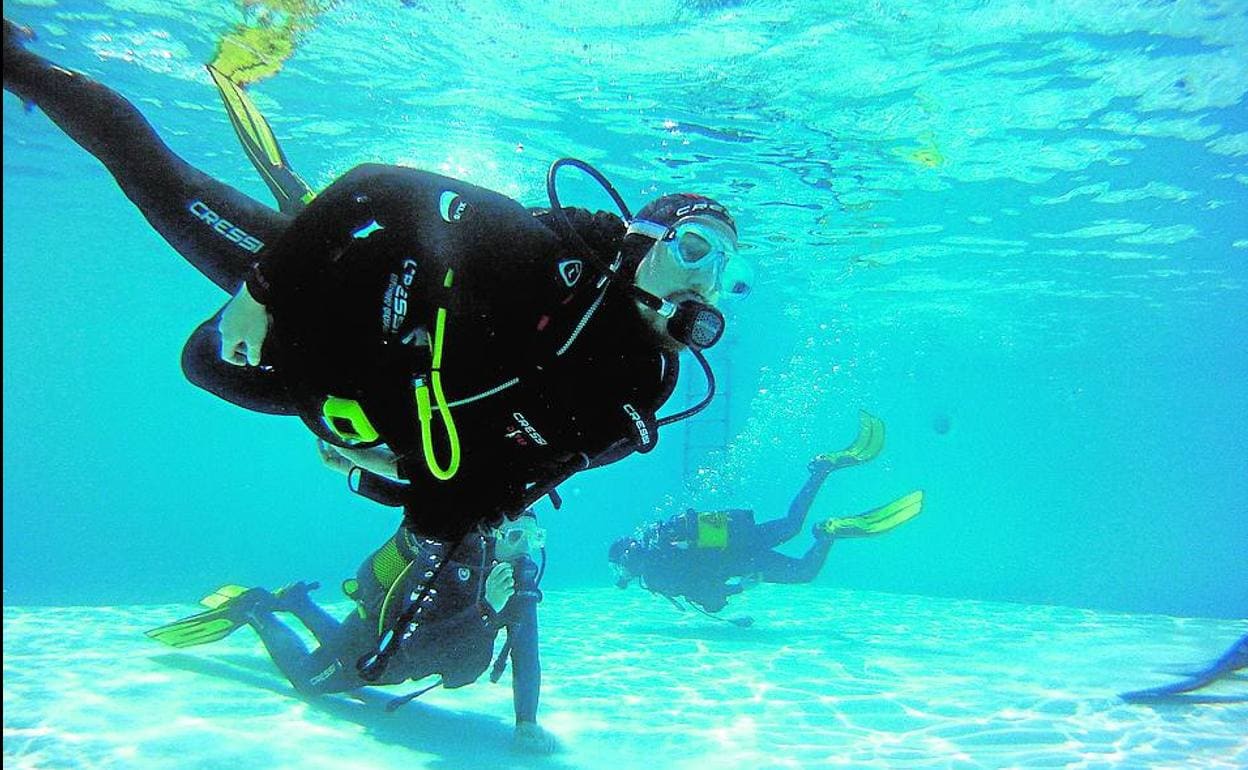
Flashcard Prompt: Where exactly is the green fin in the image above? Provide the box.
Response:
[815,410,885,469]
[206,64,314,215]
[145,585,263,649]
[819,490,924,538]
[208,24,296,88]
[199,583,251,610]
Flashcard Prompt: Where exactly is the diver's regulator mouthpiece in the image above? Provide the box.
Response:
[630,288,726,350]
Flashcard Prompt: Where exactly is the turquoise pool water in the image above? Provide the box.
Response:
[4,1,1245,766]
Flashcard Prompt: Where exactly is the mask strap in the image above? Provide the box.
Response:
[625,219,669,240]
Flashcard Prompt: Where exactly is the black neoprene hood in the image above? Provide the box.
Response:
[634,193,736,234]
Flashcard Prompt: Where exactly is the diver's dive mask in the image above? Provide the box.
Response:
[495,510,547,563]
[497,522,546,556]
[608,536,638,587]
[547,159,752,351]
[631,214,752,303]
[624,213,754,350]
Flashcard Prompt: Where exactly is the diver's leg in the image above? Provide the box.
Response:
[753,465,834,548]
[755,413,888,547]
[753,540,833,585]
[247,603,373,695]
[274,582,344,646]
[248,610,355,695]
[3,22,290,291]
[246,609,320,689]
[258,528,416,694]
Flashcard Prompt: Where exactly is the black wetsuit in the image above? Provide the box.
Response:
[627,468,836,613]
[249,528,541,723]
[4,40,678,539]
[226,164,677,538]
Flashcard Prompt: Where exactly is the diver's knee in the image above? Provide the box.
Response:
[291,657,352,697]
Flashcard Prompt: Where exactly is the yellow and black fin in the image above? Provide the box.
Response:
[207,64,314,215]
[145,584,262,649]
[817,490,924,539]
[814,409,886,469]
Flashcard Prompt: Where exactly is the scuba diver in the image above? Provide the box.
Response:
[147,513,559,754]
[3,18,753,540]
[609,411,924,621]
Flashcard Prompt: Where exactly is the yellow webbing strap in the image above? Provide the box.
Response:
[414,270,461,480]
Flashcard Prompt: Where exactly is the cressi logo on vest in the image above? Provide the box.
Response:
[382,259,419,335]
[504,412,548,447]
[558,259,583,287]
[623,404,651,447]
[438,190,468,223]
[188,200,264,253]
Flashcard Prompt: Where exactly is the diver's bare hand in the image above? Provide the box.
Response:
[316,441,354,475]
[333,444,400,479]
[512,721,560,755]
[217,282,270,366]
[485,561,515,614]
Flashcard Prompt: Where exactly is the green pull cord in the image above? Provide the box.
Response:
[415,271,461,480]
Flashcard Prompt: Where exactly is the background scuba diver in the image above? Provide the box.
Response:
[609,411,924,620]
[2,18,753,541]
[147,513,559,754]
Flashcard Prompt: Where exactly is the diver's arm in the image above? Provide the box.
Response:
[661,510,699,547]
[322,443,401,480]
[507,600,541,725]
[500,585,546,756]
[491,558,542,725]
[576,344,678,471]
